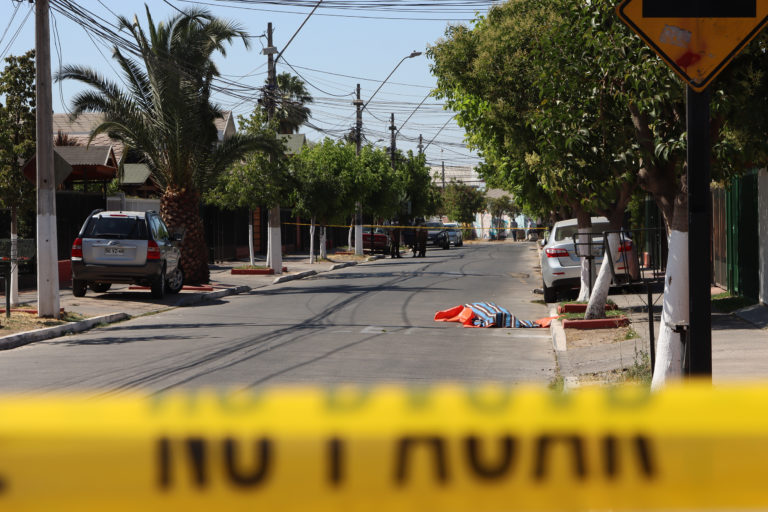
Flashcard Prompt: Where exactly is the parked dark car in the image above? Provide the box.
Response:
[70,210,183,298]
[425,222,450,250]
[362,227,390,254]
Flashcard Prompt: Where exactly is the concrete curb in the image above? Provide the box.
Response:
[174,285,251,306]
[548,304,567,352]
[330,262,357,271]
[0,312,129,351]
[273,270,317,284]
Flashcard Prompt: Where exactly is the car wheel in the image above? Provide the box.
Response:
[72,279,87,297]
[165,267,184,294]
[90,283,111,293]
[543,283,557,303]
[151,268,166,299]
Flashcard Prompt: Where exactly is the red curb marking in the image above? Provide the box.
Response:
[557,303,618,314]
[561,317,629,329]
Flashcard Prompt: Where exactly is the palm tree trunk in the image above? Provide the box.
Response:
[161,187,209,285]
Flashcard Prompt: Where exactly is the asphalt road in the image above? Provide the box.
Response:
[0,242,556,393]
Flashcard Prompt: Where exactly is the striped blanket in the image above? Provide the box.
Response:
[434,302,548,328]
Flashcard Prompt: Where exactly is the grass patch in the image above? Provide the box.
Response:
[234,264,269,270]
[0,311,86,336]
[624,328,639,340]
[622,350,652,386]
[711,292,757,313]
[530,299,546,305]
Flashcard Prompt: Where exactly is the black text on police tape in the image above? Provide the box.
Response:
[157,434,656,489]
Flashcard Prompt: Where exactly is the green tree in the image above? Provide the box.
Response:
[442,181,485,226]
[291,138,352,261]
[487,195,513,226]
[0,50,36,305]
[429,0,768,386]
[271,72,314,135]
[394,151,441,224]
[57,7,275,284]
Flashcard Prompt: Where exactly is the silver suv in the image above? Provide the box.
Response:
[70,210,183,298]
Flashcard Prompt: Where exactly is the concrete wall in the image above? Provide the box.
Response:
[758,169,768,304]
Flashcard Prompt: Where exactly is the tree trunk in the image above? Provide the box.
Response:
[320,226,327,260]
[354,202,363,256]
[585,232,620,319]
[269,205,282,275]
[10,208,18,306]
[651,188,689,390]
[160,187,209,285]
[247,209,255,266]
[575,210,593,302]
[347,219,353,251]
[309,216,316,264]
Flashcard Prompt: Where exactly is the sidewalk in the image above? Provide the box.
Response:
[554,286,768,385]
[0,253,376,350]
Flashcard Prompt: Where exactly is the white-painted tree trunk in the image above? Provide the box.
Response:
[354,202,363,256]
[651,230,689,390]
[576,227,594,302]
[348,220,353,251]
[585,232,620,319]
[309,216,316,264]
[247,209,255,267]
[269,205,282,275]
[10,208,19,306]
[319,226,327,260]
[266,222,271,268]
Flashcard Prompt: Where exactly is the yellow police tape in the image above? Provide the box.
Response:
[1,382,763,511]
[283,222,548,231]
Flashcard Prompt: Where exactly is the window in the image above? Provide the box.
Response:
[84,217,147,240]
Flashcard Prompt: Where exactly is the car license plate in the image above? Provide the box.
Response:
[104,247,124,256]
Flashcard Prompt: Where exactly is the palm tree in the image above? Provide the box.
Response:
[57,7,275,284]
[272,72,313,134]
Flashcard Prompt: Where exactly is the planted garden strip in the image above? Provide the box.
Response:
[0,308,65,315]
[561,317,629,329]
[557,303,618,314]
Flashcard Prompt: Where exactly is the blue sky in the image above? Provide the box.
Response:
[0,1,496,171]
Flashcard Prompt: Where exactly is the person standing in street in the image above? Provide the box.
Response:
[511,219,518,241]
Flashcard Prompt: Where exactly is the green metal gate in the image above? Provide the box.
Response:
[726,170,759,300]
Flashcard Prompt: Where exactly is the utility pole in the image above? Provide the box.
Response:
[442,160,446,189]
[264,22,282,275]
[35,0,59,319]
[389,113,396,169]
[418,134,423,156]
[352,84,363,255]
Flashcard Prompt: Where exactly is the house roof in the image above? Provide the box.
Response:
[52,145,117,167]
[22,145,118,184]
[279,134,307,155]
[122,163,152,185]
[53,110,235,161]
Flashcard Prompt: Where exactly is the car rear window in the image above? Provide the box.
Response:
[83,217,148,240]
[554,222,611,241]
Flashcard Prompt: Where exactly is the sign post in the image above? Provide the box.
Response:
[618,0,768,378]
[686,85,712,377]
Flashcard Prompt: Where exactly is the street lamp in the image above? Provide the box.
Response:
[352,50,423,256]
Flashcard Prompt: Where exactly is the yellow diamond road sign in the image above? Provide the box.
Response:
[617,0,768,91]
